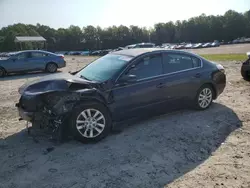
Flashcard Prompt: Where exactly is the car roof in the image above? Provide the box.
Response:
[111,48,200,58]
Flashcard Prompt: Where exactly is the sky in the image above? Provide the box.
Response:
[0,0,250,29]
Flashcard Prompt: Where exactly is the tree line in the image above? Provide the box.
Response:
[0,9,249,52]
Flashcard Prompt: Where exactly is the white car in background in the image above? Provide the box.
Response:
[184,43,193,49]
[193,43,203,49]
[211,41,220,47]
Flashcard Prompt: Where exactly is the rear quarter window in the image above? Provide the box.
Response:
[163,53,201,74]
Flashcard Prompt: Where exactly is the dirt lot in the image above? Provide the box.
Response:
[1,47,250,188]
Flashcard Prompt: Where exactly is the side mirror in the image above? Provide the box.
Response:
[119,74,137,83]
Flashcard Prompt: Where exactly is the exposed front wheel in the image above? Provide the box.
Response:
[194,85,214,110]
[70,103,112,143]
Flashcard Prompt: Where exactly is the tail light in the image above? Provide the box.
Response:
[216,64,225,73]
[57,54,64,59]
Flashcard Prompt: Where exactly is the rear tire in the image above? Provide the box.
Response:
[0,67,6,77]
[69,102,112,143]
[194,84,214,110]
[46,63,57,73]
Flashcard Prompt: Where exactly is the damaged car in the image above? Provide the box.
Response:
[241,52,250,80]
[16,48,226,143]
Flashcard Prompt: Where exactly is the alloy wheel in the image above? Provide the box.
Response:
[76,108,106,138]
[198,88,212,108]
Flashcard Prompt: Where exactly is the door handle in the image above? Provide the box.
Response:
[156,83,165,88]
[193,73,201,78]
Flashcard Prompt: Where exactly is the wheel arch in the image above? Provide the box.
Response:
[73,97,113,120]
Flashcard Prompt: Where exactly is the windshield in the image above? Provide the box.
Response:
[76,54,132,82]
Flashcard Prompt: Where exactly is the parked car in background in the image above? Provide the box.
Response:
[99,49,112,56]
[175,44,186,49]
[55,51,68,55]
[193,43,203,49]
[72,51,82,55]
[211,40,220,47]
[135,43,155,48]
[163,44,171,49]
[241,52,250,80]
[90,50,102,56]
[232,39,240,44]
[170,45,177,49]
[202,43,212,48]
[184,43,193,49]
[125,43,155,49]
[220,41,227,45]
[0,50,66,77]
[16,48,226,143]
[0,52,11,57]
[112,47,125,52]
[80,51,90,56]
[245,38,250,43]
[90,49,112,56]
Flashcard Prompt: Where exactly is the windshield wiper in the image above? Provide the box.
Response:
[80,75,91,81]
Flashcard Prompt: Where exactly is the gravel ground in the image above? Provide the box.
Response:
[0,48,250,188]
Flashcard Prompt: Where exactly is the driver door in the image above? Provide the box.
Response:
[110,53,166,121]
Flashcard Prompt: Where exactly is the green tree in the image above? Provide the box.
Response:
[0,9,249,52]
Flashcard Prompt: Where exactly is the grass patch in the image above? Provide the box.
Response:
[200,54,247,61]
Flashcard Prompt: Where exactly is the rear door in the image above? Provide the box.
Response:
[159,52,202,107]
[110,53,167,121]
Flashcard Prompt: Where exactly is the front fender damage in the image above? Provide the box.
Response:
[18,81,102,142]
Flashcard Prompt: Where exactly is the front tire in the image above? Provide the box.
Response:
[70,102,112,143]
[194,85,214,110]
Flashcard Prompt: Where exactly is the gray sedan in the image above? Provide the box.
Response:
[0,50,66,77]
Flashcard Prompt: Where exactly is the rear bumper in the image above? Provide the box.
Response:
[213,71,226,98]
[58,60,66,68]
[216,81,226,98]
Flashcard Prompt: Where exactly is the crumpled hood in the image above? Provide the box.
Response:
[18,72,92,95]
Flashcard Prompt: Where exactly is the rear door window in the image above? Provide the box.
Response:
[162,53,201,74]
[126,54,163,80]
[31,52,46,58]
